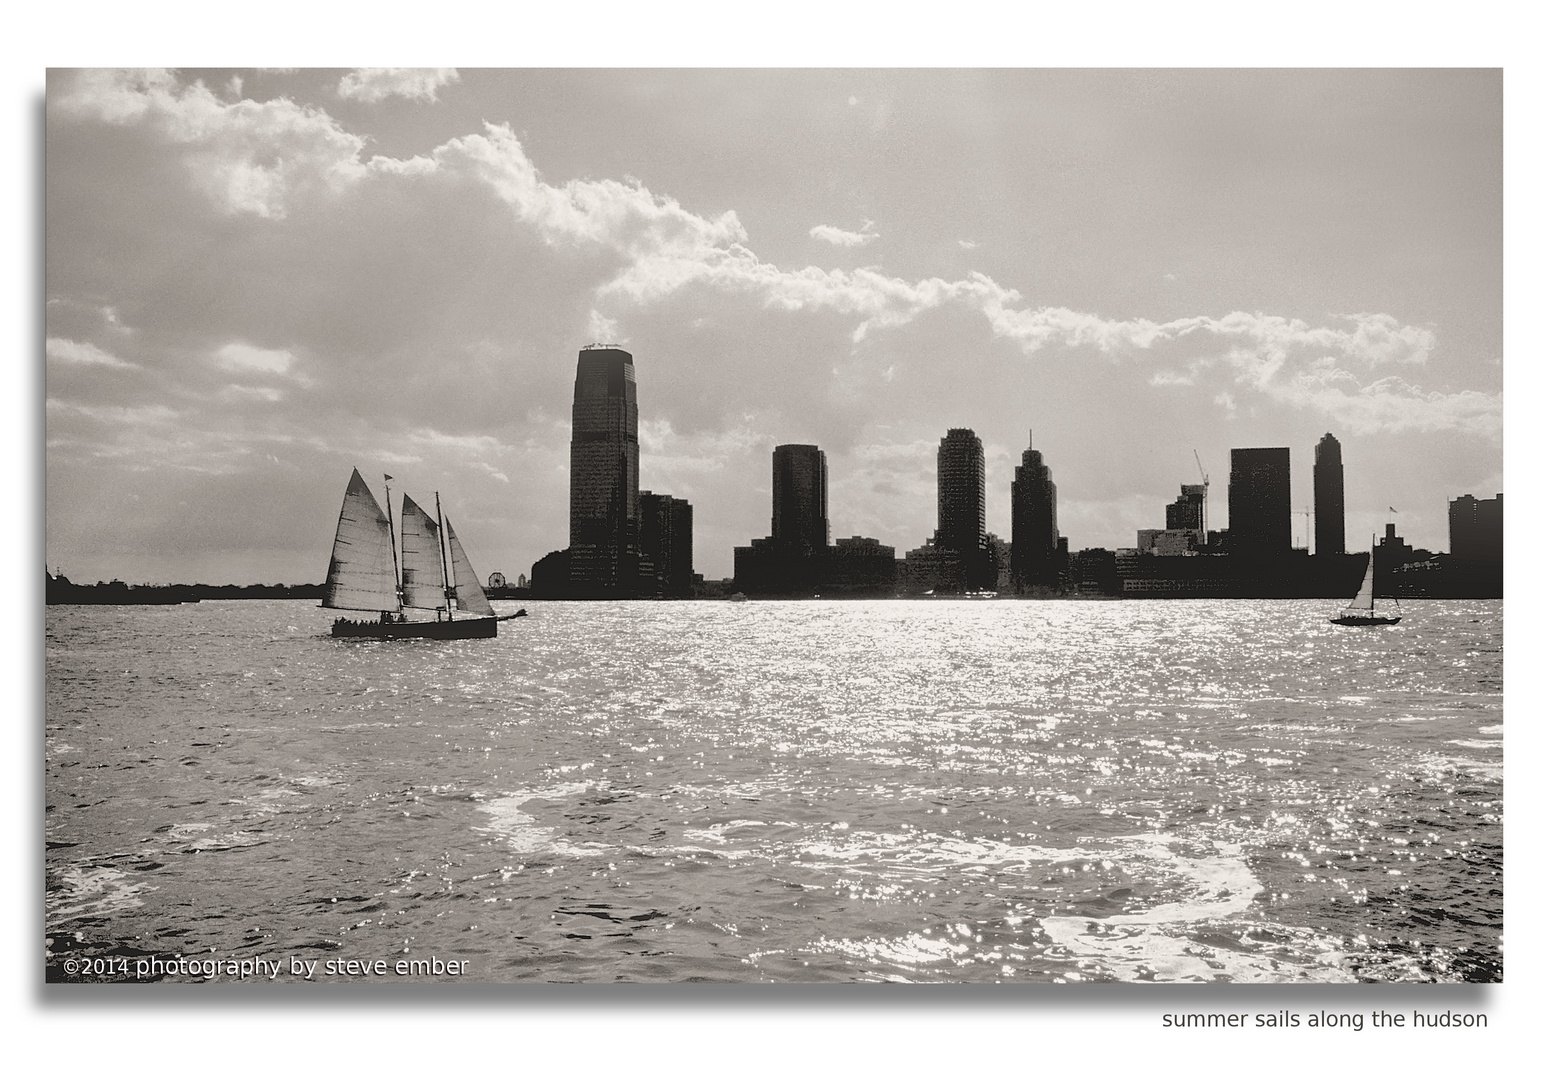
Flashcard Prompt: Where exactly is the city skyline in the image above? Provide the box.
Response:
[44,69,1502,584]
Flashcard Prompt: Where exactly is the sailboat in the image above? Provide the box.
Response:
[323,469,509,639]
[1330,539,1402,626]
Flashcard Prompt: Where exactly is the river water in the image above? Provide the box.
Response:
[44,598,1502,983]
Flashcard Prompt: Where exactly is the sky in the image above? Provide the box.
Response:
[43,68,1502,584]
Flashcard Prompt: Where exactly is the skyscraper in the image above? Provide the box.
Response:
[1227,447,1291,554]
[639,491,694,599]
[771,444,829,553]
[1010,431,1060,591]
[1314,433,1345,556]
[936,428,985,553]
[1166,485,1206,534]
[568,346,639,596]
[1450,493,1503,562]
[932,427,994,590]
[734,442,888,597]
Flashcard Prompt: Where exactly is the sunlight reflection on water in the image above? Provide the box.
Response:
[46,597,1501,982]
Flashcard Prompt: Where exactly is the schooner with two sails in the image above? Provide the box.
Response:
[323,469,508,639]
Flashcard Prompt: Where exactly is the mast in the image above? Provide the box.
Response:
[435,491,454,621]
[384,474,402,605]
[1369,533,1377,610]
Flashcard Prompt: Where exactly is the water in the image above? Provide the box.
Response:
[44,598,1502,983]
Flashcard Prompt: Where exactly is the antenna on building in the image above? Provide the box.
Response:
[1193,450,1210,538]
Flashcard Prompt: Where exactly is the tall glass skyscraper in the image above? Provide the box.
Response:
[1313,433,1345,556]
[936,428,986,554]
[771,444,829,553]
[1228,447,1291,554]
[925,427,994,590]
[568,346,639,596]
[1011,430,1060,591]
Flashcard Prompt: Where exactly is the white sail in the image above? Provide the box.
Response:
[399,493,447,610]
[445,517,496,616]
[323,469,401,612]
[1347,553,1376,611]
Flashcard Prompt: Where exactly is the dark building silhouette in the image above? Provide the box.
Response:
[936,428,986,556]
[1010,431,1061,592]
[1227,447,1291,554]
[734,535,814,595]
[1374,522,1420,573]
[639,491,694,599]
[1450,493,1503,562]
[1069,548,1119,595]
[905,427,995,592]
[772,445,829,553]
[825,536,898,595]
[529,548,572,599]
[735,443,830,595]
[734,444,893,597]
[1314,433,1345,556]
[568,346,640,597]
[1375,496,1500,599]
[1166,484,1206,533]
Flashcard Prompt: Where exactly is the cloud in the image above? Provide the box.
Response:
[439,126,1492,439]
[44,70,1500,581]
[337,68,460,105]
[215,342,294,374]
[973,305,1482,437]
[55,73,1467,441]
[408,428,512,483]
[221,384,283,403]
[810,221,879,247]
[586,309,622,344]
[958,239,979,250]
[54,69,368,219]
[46,337,138,370]
[438,123,748,265]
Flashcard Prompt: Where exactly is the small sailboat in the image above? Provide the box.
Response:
[1330,541,1401,626]
[323,469,509,639]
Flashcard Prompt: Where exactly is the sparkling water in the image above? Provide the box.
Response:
[45,598,1502,982]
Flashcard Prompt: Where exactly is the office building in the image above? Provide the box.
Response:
[936,428,986,556]
[639,491,694,599]
[1010,431,1061,591]
[1166,484,1206,535]
[1136,529,1201,556]
[902,428,994,592]
[735,443,829,595]
[1227,447,1291,554]
[825,536,898,594]
[1314,433,1345,556]
[734,444,896,597]
[1449,493,1503,562]
[772,444,829,553]
[568,346,640,596]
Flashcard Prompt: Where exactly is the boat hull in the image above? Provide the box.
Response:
[331,616,497,639]
[1330,614,1401,626]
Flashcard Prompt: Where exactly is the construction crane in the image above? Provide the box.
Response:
[1193,450,1210,539]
